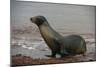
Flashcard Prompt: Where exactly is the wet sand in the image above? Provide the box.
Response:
[11,30,96,66]
[12,53,95,66]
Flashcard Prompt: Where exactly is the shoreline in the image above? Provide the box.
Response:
[11,32,96,65]
[12,53,96,66]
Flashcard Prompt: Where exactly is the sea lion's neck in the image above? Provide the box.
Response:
[38,22,62,38]
[38,22,53,31]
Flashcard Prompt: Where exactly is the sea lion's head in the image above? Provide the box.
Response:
[30,16,47,26]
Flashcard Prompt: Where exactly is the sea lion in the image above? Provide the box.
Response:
[30,16,87,58]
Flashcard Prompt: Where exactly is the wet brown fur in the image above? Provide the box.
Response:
[30,16,87,58]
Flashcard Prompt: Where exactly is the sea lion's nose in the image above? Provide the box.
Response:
[30,18,32,21]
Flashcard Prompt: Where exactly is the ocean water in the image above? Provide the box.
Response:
[11,1,96,34]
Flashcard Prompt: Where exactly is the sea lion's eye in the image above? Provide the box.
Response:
[36,17,44,22]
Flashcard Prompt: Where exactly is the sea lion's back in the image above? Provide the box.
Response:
[62,35,86,54]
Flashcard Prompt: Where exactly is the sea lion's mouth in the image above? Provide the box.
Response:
[30,17,36,23]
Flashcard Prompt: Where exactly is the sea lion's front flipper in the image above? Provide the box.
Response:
[60,49,70,57]
[45,51,56,58]
[45,39,61,58]
[53,38,70,57]
[45,54,56,58]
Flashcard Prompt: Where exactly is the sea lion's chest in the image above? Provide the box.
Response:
[39,26,54,45]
